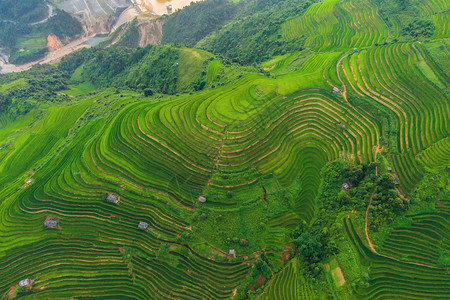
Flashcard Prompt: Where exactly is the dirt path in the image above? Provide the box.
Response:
[364,166,440,269]
[335,52,353,106]
[30,4,55,25]
[365,183,377,253]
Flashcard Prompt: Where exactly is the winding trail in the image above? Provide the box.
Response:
[364,166,440,269]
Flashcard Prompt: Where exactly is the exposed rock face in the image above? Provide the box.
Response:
[138,16,165,46]
[47,34,64,51]
[54,0,132,35]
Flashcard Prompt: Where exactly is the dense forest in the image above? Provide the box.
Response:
[60,45,180,94]
[0,0,47,23]
[162,0,237,47]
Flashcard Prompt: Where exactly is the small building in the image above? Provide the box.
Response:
[26,178,34,185]
[338,123,347,130]
[342,182,351,190]
[353,48,357,51]
[138,221,149,230]
[387,167,392,172]
[393,176,400,185]
[229,249,235,257]
[106,193,120,204]
[166,4,173,14]
[19,278,30,287]
[333,87,341,93]
[44,219,58,228]
[198,195,207,203]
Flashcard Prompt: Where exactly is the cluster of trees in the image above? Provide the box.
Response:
[201,12,305,65]
[369,174,410,230]
[45,9,83,42]
[0,0,47,23]
[162,0,312,65]
[402,20,435,38]
[10,48,48,65]
[162,0,237,47]
[0,64,69,117]
[59,45,180,95]
[0,23,31,50]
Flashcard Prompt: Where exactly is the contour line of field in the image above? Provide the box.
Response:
[364,169,441,270]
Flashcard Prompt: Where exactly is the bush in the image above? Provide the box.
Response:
[294,232,322,262]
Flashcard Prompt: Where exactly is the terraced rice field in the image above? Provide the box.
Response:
[283,0,389,50]
[339,42,448,192]
[345,217,450,299]
[0,0,449,298]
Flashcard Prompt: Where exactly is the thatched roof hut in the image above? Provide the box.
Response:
[44,219,58,228]
[138,221,149,230]
[106,193,120,204]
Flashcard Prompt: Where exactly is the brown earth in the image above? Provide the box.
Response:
[47,34,63,51]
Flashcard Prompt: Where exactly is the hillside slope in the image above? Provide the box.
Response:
[0,0,449,299]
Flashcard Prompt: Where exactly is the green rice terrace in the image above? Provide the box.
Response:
[0,0,449,299]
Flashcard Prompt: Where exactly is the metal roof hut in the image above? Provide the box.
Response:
[393,176,400,185]
[198,195,207,203]
[26,178,34,185]
[229,249,236,257]
[387,167,392,172]
[342,182,351,190]
[138,221,149,230]
[166,4,173,14]
[19,278,30,287]
[333,87,341,93]
[44,219,58,228]
[106,193,120,204]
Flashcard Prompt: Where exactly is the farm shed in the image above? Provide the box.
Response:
[138,221,149,230]
[106,193,120,204]
[44,219,58,228]
[198,196,207,203]
[342,182,351,190]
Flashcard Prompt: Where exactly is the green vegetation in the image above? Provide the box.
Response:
[0,0,449,299]
[0,0,47,23]
[162,0,237,47]
[0,1,82,65]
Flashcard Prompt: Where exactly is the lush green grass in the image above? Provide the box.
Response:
[206,60,221,83]
[16,36,46,50]
[63,82,95,96]
[177,48,213,91]
[0,78,27,92]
